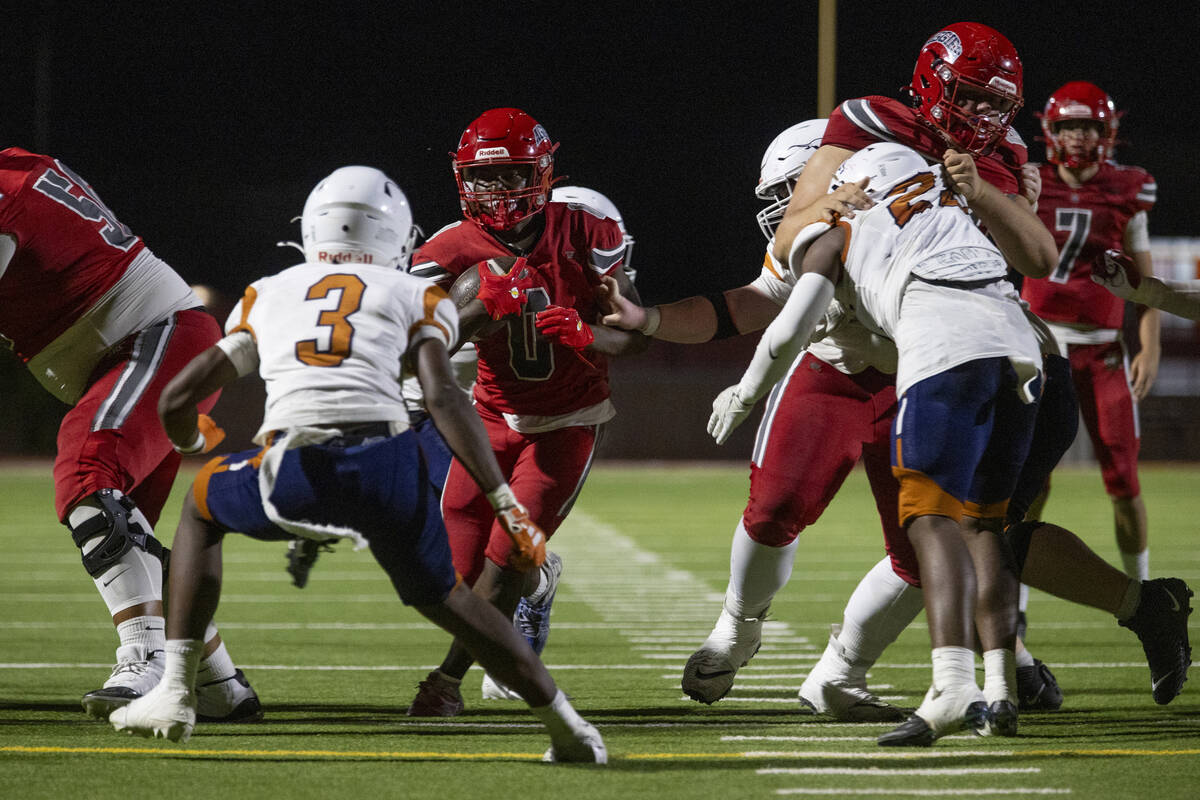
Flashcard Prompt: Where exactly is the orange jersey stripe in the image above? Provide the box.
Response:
[892,466,964,527]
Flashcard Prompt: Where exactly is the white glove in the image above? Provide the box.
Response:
[708,385,755,445]
[1090,248,1140,300]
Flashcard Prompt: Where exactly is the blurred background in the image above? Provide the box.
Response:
[3,1,1199,460]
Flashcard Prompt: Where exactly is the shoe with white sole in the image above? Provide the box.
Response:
[109,681,196,743]
[681,606,763,704]
[797,631,909,722]
[81,644,165,719]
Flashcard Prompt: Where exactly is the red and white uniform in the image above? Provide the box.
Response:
[737,99,1028,584]
[825,97,1027,195]
[1021,162,1157,498]
[410,202,626,582]
[0,147,215,523]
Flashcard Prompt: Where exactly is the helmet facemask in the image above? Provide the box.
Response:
[926,69,1022,154]
[455,157,552,231]
[1040,82,1120,169]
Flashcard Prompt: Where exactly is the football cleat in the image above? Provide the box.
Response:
[515,552,563,655]
[109,681,196,743]
[407,670,465,717]
[196,669,263,722]
[878,684,988,747]
[1016,658,1064,711]
[286,538,334,589]
[81,644,166,719]
[543,721,608,764]
[681,607,764,704]
[980,699,1019,737]
[481,672,523,701]
[1119,577,1194,704]
[797,631,910,722]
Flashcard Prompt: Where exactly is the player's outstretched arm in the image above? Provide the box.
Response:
[708,227,842,444]
[1094,248,1200,321]
[157,345,237,454]
[414,337,544,570]
[599,276,782,343]
[943,150,1056,278]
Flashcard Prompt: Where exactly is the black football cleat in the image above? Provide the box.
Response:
[1120,577,1193,704]
[1016,658,1064,711]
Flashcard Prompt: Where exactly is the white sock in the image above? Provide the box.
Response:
[724,520,798,618]
[1014,644,1035,668]
[531,689,590,738]
[837,556,924,666]
[1121,549,1149,581]
[1115,579,1141,622]
[162,639,204,692]
[982,648,1016,704]
[196,640,237,685]
[1018,583,1030,614]
[930,646,976,693]
[115,616,166,657]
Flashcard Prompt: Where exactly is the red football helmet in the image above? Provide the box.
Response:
[452,108,558,231]
[909,22,1023,155]
[1040,81,1121,168]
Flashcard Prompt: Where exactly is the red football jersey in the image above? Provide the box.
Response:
[1022,162,1156,329]
[409,202,625,417]
[0,147,145,360]
[824,96,1026,195]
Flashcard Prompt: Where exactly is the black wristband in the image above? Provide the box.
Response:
[702,291,740,340]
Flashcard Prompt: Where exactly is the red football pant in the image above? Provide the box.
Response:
[441,406,598,585]
[54,309,221,526]
[1068,341,1141,498]
[743,353,918,585]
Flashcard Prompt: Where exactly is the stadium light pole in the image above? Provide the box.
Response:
[818,0,836,117]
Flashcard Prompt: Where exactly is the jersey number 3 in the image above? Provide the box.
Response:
[296,274,366,367]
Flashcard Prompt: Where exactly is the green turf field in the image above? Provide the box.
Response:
[1,462,1197,799]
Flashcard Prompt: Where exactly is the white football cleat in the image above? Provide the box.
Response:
[682,607,764,704]
[109,681,197,743]
[196,669,263,722]
[798,631,909,722]
[81,644,166,719]
[543,721,608,764]
[481,672,523,701]
[878,683,989,746]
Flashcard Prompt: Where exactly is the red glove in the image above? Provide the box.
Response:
[477,257,535,319]
[535,305,595,350]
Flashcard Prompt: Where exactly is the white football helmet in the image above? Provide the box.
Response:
[300,166,416,268]
[551,185,636,282]
[830,142,931,200]
[755,119,828,241]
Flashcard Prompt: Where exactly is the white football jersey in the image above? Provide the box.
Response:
[750,245,898,375]
[835,156,1041,397]
[216,262,458,443]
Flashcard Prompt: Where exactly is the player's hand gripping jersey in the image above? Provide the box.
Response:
[409,201,625,425]
[218,262,456,444]
[0,147,198,402]
[1022,162,1157,330]
[825,97,1028,195]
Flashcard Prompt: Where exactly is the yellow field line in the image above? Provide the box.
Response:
[5,745,1200,760]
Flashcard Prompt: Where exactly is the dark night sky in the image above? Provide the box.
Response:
[4,1,1198,307]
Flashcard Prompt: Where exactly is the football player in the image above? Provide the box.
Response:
[404,109,647,717]
[603,119,917,721]
[0,148,257,721]
[1020,82,1160,582]
[721,142,1046,744]
[108,166,607,763]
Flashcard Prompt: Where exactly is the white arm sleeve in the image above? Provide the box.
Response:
[214,330,259,377]
[735,272,836,402]
[1124,210,1151,253]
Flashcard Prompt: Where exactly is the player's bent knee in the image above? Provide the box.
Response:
[67,488,169,578]
[1003,519,1039,578]
[743,517,803,548]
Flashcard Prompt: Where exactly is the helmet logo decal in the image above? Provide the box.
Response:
[474,146,511,159]
[927,30,963,62]
[532,125,550,146]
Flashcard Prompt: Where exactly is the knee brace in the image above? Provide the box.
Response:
[68,488,170,578]
[1003,519,1039,578]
